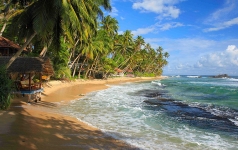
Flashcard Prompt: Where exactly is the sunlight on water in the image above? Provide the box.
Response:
[58,76,238,150]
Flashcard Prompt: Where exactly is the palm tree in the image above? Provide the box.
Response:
[114,30,133,67]
[0,0,37,36]
[101,15,119,37]
[120,36,145,72]
[5,0,112,68]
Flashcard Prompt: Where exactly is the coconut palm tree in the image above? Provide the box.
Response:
[101,15,119,37]
[0,0,37,36]
[114,30,133,68]
[5,0,111,68]
[120,36,145,72]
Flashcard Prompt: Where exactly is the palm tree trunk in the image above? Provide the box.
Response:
[69,53,81,69]
[39,38,53,57]
[143,58,156,73]
[6,32,37,69]
[78,58,87,78]
[39,45,47,57]
[90,54,99,78]
[72,56,80,77]
[118,51,137,69]
[0,22,7,36]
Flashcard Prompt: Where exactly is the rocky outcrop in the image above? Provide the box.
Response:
[211,74,229,78]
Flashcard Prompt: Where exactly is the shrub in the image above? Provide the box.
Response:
[0,66,13,110]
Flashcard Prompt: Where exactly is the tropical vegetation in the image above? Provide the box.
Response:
[0,0,169,80]
[0,65,12,109]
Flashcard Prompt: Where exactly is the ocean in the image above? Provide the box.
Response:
[58,76,238,150]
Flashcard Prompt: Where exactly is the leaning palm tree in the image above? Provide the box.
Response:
[114,30,133,66]
[119,36,145,72]
[5,0,111,68]
[0,0,37,36]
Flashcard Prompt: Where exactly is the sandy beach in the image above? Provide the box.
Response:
[0,76,166,150]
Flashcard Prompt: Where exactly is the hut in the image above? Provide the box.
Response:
[0,57,54,102]
[0,36,27,56]
[114,68,124,76]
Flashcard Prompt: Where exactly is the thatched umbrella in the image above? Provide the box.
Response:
[0,57,54,92]
[0,57,54,102]
[0,57,54,75]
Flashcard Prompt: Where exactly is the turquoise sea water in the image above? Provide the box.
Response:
[59,76,238,150]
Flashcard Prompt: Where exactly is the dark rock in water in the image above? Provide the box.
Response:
[133,89,168,98]
[144,98,173,105]
[143,98,238,134]
[211,74,229,78]
[144,92,164,98]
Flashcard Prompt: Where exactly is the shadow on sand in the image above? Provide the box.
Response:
[0,99,139,150]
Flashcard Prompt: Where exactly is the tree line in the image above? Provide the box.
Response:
[0,0,169,79]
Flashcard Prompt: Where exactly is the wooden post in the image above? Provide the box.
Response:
[29,73,31,91]
[40,73,42,89]
[39,92,41,101]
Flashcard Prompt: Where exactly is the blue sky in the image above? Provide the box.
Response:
[105,0,238,75]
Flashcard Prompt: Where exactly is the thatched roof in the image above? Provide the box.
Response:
[0,36,21,49]
[0,57,54,75]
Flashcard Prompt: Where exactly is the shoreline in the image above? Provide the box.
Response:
[42,76,167,103]
[0,76,166,149]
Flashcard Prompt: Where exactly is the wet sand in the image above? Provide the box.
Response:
[0,76,166,150]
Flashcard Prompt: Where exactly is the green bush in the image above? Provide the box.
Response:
[0,66,13,110]
[54,66,71,79]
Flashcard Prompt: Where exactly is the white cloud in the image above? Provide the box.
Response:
[206,0,237,23]
[132,27,155,36]
[145,38,217,53]
[132,0,181,20]
[118,31,124,35]
[109,7,119,17]
[195,61,203,68]
[226,45,238,66]
[120,16,125,20]
[148,38,238,75]
[132,22,183,36]
[176,63,192,70]
[176,63,184,69]
[204,17,238,32]
[203,0,238,32]
[157,22,183,31]
[197,45,238,68]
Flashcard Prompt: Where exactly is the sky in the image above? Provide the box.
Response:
[105,0,238,75]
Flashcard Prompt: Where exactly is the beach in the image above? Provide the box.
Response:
[0,76,165,150]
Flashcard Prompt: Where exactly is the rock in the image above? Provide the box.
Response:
[211,74,229,78]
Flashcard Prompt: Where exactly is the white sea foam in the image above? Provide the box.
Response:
[187,75,200,78]
[227,78,238,81]
[151,80,167,87]
[190,80,238,87]
[229,118,238,126]
[151,80,163,86]
[58,81,238,150]
[170,75,180,78]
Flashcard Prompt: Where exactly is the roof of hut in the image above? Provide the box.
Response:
[0,57,54,75]
[114,68,123,73]
[0,36,21,49]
